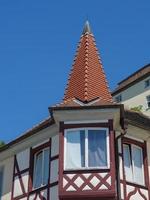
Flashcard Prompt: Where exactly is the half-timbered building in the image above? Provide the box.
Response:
[0,21,150,200]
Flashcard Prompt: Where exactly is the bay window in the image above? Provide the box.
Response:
[123,143,145,185]
[33,147,50,189]
[64,128,109,170]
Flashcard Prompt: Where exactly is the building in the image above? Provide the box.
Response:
[0,21,150,200]
[112,64,150,117]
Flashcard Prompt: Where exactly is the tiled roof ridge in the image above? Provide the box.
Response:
[84,33,89,101]
[91,34,113,101]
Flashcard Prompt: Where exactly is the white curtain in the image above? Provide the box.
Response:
[66,130,85,169]
[88,130,107,167]
[123,144,133,182]
[132,146,144,185]
[33,151,42,188]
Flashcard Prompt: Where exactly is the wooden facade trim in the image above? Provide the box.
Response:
[28,140,51,193]
[121,136,150,200]
[11,140,59,200]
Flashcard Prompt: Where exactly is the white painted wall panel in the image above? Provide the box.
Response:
[28,194,36,200]
[130,191,146,200]
[50,185,59,200]
[50,159,58,183]
[140,189,149,199]
[16,148,30,171]
[22,172,29,193]
[13,176,23,197]
[1,157,14,200]
[41,189,47,198]
[51,135,59,157]
[120,183,124,200]
[119,157,123,180]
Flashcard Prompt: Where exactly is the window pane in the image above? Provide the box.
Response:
[132,146,144,185]
[123,144,133,182]
[88,130,107,167]
[66,130,85,169]
[33,151,43,188]
[43,149,50,185]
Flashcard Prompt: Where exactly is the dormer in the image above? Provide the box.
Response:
[50,21,124,200]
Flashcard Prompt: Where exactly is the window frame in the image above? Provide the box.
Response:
[145,79,150,88]
[33,147,50,189]
[64,127,110,170]
[115,94,122,103]
[30,141,50,191]
[123,143,145,185]
[146,95,150,108]
[122,137,147,187]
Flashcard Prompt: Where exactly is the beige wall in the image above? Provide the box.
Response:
[0,157,14,200]
[113,76,150,116]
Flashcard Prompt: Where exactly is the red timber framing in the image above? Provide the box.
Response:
[11,140,59,200]
[11,155,29,200]
[59,119,117,200]
[120,137,150,200]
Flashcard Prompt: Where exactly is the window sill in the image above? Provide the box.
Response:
[126,181,147,190]
[30,184,47,194]
[64,168,110,174]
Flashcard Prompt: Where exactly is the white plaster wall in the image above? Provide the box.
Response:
[50,186,58,200]
[51,135,59,157]
[14,176,23,197]
[50,159,58,183]
[0,157,14,200]
[126,125,149,141]
[0,124,58,161]
[16,148,30,171]
[113,77,150,116]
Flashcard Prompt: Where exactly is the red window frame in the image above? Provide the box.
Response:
[122,137,149,189]
[28,141,51,193]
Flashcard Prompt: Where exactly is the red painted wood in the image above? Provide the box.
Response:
[59,120,117,199]
[121,137,150,200]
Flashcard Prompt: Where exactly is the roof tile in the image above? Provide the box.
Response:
[63,29,113,104]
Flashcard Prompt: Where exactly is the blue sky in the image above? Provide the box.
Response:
[0,0,150,142]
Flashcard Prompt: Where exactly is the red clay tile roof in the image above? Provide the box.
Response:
[63,22,113,104]
[53,97,116,108]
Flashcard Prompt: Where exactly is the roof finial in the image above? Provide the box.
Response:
[82,20,92,34]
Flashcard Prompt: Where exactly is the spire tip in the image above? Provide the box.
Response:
[82,21,92,34]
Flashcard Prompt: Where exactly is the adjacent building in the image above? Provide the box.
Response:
[112,64,150,117]
[0,22,150,200]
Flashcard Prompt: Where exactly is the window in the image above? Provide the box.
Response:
[146,95,150,108]
[123,143,144,185]
[0,167,4,200]
[33,148,49,189]
[115,94,122,103]
[64,128,109,170]
[145,79,150,88]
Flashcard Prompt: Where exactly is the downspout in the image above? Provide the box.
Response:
[115,105,127,200]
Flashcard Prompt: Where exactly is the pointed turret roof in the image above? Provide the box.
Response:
[63,21,113,104]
